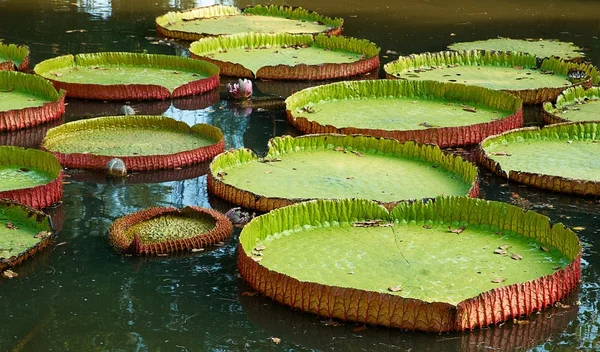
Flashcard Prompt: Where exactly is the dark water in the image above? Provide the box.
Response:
[1,0,599,351]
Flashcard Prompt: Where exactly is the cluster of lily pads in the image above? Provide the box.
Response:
[0,3,597,333]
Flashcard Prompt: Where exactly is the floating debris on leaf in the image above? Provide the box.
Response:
[448,226,465,234]
[353,220,394,228]
[388,285,402,292]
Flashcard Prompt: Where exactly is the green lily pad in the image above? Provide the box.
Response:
[0,146,63,209]
[238,197,581,331]
[41,115,224,171]
[478,121,600,196]
[448,38,584,61]
[384,51,599,104]
[33,52,219,100]
[189,33,380,80]
[156,4,343,40]
[109,206,233,255]
[0,71,66,131]
[0,43,29,71]
[0,200,55,271]
[542,86,600,124]
[286,80,523,147]
[208,134,478,212]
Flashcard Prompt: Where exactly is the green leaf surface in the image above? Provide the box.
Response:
[240,197,579,305]
[43,116,220,157]
[448,38,584,60]
[212,135,477,203]
[286,80,519,130]
[0,146,61,191]
[0,71,61,112]
[0,202,52,259]
[482,122,600,181]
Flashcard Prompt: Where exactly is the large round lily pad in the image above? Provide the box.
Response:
[238,197,581,332]
[478,122,599,196]
[0,200,55,272]
[33,52,220,100]
[384,51,599,104]
[448,38,584,61]
[156,4,343,41]
[208,134,479,212]
[0,146,63,209]
[286,80,523,147]
[41,115,224,171]
[189,33,380,80]
[0,43,29,72]
[0,71,66,132]
[542,86,600,124]
[109,206,232,255]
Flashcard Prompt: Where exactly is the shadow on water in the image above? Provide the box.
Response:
[0,0,599,351]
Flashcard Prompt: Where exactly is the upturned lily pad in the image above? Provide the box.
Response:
[478,121,600,196]
[542,86,600,124]
[0,146,63,209]
[208,134,479,212]
[238,197,581,332]
[384,51,599,104]
[33,52,220,100]
[109,206,232,255]
[156,4,343,40]
[0,200,55,272]
[448,38,584,61]
[189,33,380,80]
[0,43,29,72]
[286,80,523,147]
[0,71,66,131]
[41,115,224,171]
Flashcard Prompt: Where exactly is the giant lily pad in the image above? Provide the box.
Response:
[0,146,63,209]
[448,38,584,61]
[384,51,599,104]
[156,4,343,41]
[542,86,600,124]
[189,33,380,80]
[0,71,66,132]
[0,199,55,272]
[286,80,523,147]
[33,52,220,100]
[238,197,581,332]
[41,115,224,171]
[208,134,479,212]
[478,122,599,196]
[0,43,29,72]
[109,206,232,255]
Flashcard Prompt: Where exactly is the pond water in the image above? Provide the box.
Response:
[1,0,599,351]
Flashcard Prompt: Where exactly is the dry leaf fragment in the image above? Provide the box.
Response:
[462,107,477,113]
[491,277,506,283]
[554,301,570,309]
[252,256,263,262]
[490,151,512,156]
[53,72,63,77]
[352,220,393,228]
[511,253,523,261]
[540,246,550,252]
[572,226,585,231]
[346,176,354,180]
[351,150,364,157]
[499,244,510,250]
[494,249,507,255]
[270,337,281,344]
[448,226,466,234]
[34,231,51,239]
[388,285,402,292]
[513,318,530,325]
[552,266,562,270]
[325,319,342,326]
[264,170,273,174]
[423,225,432,229]
[191,248,204,252]
[241,291,258,297]
[2,269,18,279]
[334,147,347,152]
[254,245,266,251]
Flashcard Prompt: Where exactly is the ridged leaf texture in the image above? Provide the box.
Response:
[0,43,29,66]
[0,71,61,100]
[0,146,62,178]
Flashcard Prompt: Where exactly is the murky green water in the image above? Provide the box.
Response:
[0,0,599,351]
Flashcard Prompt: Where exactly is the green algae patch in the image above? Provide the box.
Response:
[109,206,232,255]
[0,166,54,192]
[208,134,479,212]
[384,51,599,104]
[238,197,581,332]
[0,200,54,271]
[448,38,584,61]
[33,52,219,100]
[0,43,29,71]
[286,80,523,147]
[479,122,600,195]
[42,115,224,171]
[156,5,342,40]
[543,86,600,124]
[190,33,380,80]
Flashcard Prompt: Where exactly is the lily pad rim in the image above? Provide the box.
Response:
[447,37,585,60]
